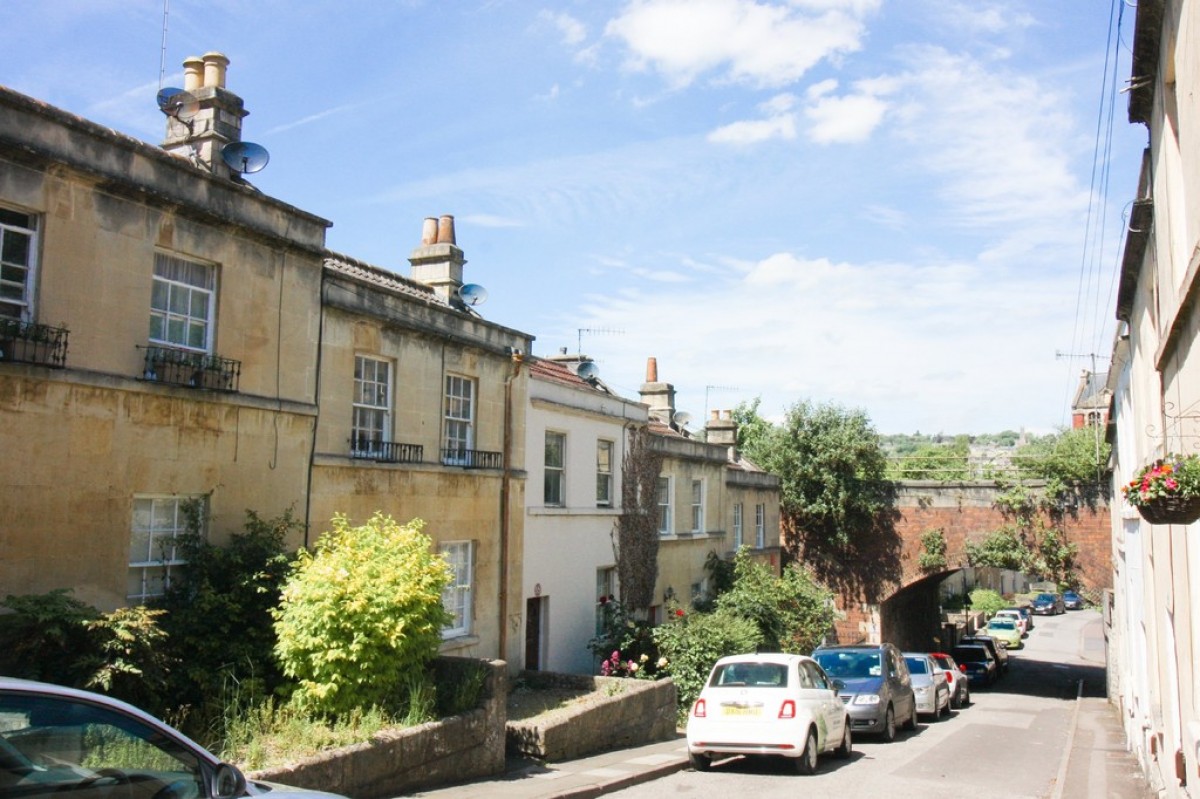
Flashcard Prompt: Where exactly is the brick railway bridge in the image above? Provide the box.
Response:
[820,481,1111,651]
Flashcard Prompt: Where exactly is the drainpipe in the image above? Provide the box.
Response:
[498,346,525,662]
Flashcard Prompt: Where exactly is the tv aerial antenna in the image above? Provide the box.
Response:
[577,327,623,356]
[704,384,740,426]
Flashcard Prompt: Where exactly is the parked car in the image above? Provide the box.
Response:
[1062,591,1085,610]
[0,677,349,799]
[686,652,853,774]
[983,617,1023,650]
[812,642,917,743]
[930,651,970,708]
[994,608,1028,636]
[960,634,1009,674]
[1007,605,1034,632]
[950,644,997,688]
[1031,592,1066,615]
[902,653,951,720]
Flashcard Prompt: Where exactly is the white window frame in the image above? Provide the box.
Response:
[544,431,565,506]
[733,502,744,550]
[149,252,216,353]
[596,440,614,507]
[443,374,475,463]
[657,476,672,535]
[755,503,766,548]
[0,206,38,321]
[441,540,474,638]
[352,355,391,456]
[690,479,705,532]
[129,495,202,603]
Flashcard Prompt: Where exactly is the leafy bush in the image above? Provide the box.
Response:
[272,513,452,717]
[588,596,662,679]
[917,528,948,571]
[154,508,297,716]
[968,588,1007,617]
[0,589,98,685]
[714,550,835,653]
[654,608,762,716]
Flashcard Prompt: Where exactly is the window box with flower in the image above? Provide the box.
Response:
[1123,453,1200,525]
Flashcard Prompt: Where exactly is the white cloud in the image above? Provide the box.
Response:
[539,10,587,46]
[708,93,798,144]
[804,89,888,143]
[604,0,874,89]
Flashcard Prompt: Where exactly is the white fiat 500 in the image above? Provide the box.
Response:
[686,652,853,774]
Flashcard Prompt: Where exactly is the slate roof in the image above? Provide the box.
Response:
[323,251,446,306]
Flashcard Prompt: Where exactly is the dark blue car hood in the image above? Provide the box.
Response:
[836,676,884,694]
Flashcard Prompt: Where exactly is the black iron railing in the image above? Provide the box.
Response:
[138,345,241,392]
[440,447,502,469]
[0,319,68,367]
[350,439,424,464]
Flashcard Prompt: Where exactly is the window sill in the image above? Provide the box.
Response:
[439,634,480,653]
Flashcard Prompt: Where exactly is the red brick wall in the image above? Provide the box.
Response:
[820,484,1112,644]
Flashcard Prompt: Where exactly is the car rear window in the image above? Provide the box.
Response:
[710,662,789,687]
[988,619,1016,630]
[813,651,882,679]
[952,646,988,663]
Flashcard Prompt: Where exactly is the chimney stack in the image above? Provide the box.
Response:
[409,214,465,302]
[161,51,248,180]
[706,409,739,460]
[639,356,676,426]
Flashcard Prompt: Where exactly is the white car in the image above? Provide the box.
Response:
[0,677,348,799]
[686,652,853,774]
[994,609,1028,636]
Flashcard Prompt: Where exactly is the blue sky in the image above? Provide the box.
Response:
[2,1,1146,434]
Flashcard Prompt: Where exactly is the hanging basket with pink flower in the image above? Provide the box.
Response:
[1122,453,1200,525]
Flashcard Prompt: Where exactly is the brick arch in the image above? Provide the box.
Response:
[823,482,1112,645]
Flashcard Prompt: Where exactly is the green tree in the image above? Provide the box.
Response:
[965,526,1031,572]
[272,513,451,717]
[1011,427,1111,507]
[713,549,835,654]
[735,399,891,549]
[888,436,971,481]
[968,588,1007,616]
[917,528,948,572]
[612,425,664,618]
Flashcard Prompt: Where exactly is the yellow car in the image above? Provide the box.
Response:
[984,617,1023,650]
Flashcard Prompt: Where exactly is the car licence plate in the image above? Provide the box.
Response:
[721,704,762,717]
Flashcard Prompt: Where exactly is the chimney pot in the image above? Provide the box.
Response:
[183,56,204,91]
[202,52,230,88]
[437,215,456,244]
[710,410,720,421]
[646,357,658,382]
[420,217,438,246]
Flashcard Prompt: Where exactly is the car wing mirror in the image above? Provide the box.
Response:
[213,763,248,799]
[831,678,846,690]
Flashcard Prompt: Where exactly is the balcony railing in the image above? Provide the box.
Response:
[138,345,241,392]
[350,439,424,464]
[441,447,502,469]
[0,320,69,367]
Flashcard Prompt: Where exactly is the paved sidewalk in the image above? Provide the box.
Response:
[407,734,690,799]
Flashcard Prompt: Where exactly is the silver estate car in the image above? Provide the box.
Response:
[0,677,348,799]
[812,643,917,742]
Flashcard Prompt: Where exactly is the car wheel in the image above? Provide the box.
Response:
[689,752,712,772]
[902,703,919,731]
[880,705,896,742]
[834,719,853,759]
[963,687,971,706]
[950,687,961,710]
[794,729,819,775]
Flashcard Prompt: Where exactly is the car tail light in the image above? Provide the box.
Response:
[779,700,796,719]
[959,664,967,673]
[693,699,707,718]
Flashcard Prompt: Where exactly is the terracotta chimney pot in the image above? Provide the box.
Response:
[646,357,658,382]
[420,217,438,246]
[437,215,456,245]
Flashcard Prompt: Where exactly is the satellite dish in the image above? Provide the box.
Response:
[576,361,600,381]
[673,411,693,427]
[221,141,271,174]
[457,284,488,307]
[156,88,199,121]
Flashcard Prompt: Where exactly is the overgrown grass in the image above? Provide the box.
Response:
[219,698,402,770]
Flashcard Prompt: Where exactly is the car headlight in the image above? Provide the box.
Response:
[914,686,930,696]
[852,694,881,705]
